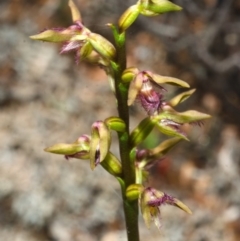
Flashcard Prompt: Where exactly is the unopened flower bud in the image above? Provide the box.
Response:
[121,67,139,84]
[126,184,144,201]
[130,117,157,147]
[118,5,140,32]
[101,152,122,177]
[104,117,126,133]
[89,33,116,60]
[140,0,182,16]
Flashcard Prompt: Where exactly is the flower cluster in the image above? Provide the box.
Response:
[31,0,211,234]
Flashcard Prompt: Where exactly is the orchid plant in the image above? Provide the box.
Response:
[30,1,210,240]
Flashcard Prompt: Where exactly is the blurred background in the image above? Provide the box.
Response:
[0,0,240,240]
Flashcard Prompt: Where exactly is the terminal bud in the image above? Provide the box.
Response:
[119,5,140,32]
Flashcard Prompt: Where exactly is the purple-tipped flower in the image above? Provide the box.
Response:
[30,1,115,65]
[44,134,91,160]
[58,22,85,53]
[137,73,165,115]
[64,134,91,160]
[154,105,211,140]
[127,70,165,116]
[30,17,91,64]
[140,187,192,229]
[126,68,190,116]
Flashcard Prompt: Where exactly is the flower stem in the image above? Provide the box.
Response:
[113,31,140,241]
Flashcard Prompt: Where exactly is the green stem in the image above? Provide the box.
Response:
[113,31,140,241]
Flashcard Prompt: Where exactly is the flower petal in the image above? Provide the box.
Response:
[128,73,143,106]
[68,0,82,22]
[151,73,190,88]
[169,89,196,107]
[30,29,72,42]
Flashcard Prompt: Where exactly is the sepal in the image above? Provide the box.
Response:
[68,0,82,22]
[90,121,111,169]
[127,72,144,106]
[44,143,83,155]
[149,72,190,88]
[148,137,182,158]
[173,198,192,214]
[30,30,73,42]
[44,134,90,160]
[169,89,196,107]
